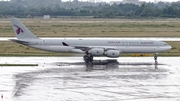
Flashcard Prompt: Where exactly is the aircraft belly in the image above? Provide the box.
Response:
[71,49,85,54]
[120,46,156,53]
[155,47,171,53]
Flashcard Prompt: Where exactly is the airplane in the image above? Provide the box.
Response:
[10,18,172,62]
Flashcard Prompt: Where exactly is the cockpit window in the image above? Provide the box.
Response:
[160,42,168,46]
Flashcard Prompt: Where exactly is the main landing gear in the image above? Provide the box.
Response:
[83,54,94,71]
[83,54,93,62]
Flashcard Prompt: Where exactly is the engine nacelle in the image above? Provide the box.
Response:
[88,48,104,56]
[105,50,120,58]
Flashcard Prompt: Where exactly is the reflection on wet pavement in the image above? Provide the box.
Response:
[0,57,180,101]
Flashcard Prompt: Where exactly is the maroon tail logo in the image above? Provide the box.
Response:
[13,24,24,35]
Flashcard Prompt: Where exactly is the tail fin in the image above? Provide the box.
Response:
[10,18,38,39]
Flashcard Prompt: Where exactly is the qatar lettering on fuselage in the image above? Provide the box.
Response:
[107,41,154,46]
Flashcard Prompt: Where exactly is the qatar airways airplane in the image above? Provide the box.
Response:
[10,18,171,62]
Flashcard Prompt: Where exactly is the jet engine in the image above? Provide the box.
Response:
[105,50,120,58]
[88,48,104,56]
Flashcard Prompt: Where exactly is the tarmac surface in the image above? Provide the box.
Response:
[0,57,180,101]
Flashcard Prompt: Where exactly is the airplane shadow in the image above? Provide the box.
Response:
[55,59,164,71]
[87,60,162,71]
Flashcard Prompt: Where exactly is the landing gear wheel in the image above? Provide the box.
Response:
[83,55,93,62]
[154,56,157,61]
[83,55,89,62]
[89,55,93,61]
[83,55,87,60]
[154,53,158,61]
[154,53,158,69]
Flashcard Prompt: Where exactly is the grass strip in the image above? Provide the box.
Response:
[1,18,180,37]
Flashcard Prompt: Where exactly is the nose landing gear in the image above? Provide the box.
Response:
[154,53,158,69]
[154,53,158,61]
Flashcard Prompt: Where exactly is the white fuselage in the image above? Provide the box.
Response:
[22,38,171,54]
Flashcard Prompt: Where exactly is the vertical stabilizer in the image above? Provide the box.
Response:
[10,18,38,39]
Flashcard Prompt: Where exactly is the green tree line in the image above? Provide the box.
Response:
[0,1,180,18]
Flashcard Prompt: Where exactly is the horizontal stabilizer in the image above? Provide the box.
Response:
[9,39,29,45]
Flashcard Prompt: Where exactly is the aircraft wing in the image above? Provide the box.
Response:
[62,42,119,52]
[72,45,120,53]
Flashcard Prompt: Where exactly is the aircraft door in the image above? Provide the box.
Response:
[155,42,160,51]
[126,42,129,48]
[122,41,125,46]
[39,40,42,45]
[78,39,83,46]
[121,41,128,47]
[39,40,45,46]
[156,42,160,48]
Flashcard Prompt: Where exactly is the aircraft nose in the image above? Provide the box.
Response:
[168,45,172,50]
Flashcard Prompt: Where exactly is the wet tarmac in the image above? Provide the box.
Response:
[0,57,180,101]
